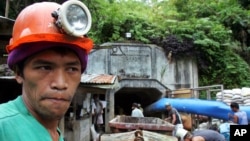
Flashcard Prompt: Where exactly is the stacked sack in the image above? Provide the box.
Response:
[241,87,250,106]
[216,88,245,105]
[216,89,233,105]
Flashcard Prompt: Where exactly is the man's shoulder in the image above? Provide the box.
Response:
[195,129,222,136]
[133,108,142,113]
[191,136,205,141]
[133,108,139,112]
[170,108,178,113]
[0,97,21,120]
[241,110,247,114]
[236,110,247,116]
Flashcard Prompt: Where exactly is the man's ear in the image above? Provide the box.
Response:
[15,75,23,84]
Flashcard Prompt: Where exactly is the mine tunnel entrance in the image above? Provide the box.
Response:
[114,87,163,117]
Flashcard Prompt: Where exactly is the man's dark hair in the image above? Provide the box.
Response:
[183,132,192,139]
[14,46,77,77]
[230,102,239,109]
[132,103,138,108]
[209,124,218,131]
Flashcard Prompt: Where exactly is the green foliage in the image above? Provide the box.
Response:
[1,0,250,88]
[88,0,164,44]
[157,0,250,88]
[160,13,250,88]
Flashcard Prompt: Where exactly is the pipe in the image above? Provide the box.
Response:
[144,98,250,122]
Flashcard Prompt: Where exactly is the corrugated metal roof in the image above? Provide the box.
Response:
[0,74,118,84]
[81,74,117,84]
[0,76,15,79]
[0,74,119,89]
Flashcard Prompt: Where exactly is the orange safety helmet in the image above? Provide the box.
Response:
[6,2,93,72]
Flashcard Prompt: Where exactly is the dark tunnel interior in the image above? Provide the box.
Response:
[114,87,163,117]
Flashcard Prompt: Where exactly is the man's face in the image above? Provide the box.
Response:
[132,106,135,109]
[17,48,82,120]
[166,105,171,111]
[231,107,237,112]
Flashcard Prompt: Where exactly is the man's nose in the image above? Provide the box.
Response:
[51,69,68,90]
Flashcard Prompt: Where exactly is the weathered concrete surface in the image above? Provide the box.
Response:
[86,43,198,90]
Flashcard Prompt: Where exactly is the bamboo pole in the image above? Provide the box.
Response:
[5,0,10,18]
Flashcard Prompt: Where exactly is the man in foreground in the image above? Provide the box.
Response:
[0,1,93,140]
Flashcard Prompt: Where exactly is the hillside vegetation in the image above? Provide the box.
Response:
[1,0,250,88]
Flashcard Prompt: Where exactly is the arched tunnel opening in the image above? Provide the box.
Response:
[114,87,163,117]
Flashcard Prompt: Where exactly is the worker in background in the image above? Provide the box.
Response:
[131,103,144,117]
[92,94,104,132]
[164,102,183,137]
[228,102,248,125]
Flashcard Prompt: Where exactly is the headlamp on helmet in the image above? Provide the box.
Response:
[51,0,92,37]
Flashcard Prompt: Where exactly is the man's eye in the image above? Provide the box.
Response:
[67,67,80,72]
[36,66,52,70]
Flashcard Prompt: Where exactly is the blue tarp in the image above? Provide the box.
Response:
[145,98,250,122]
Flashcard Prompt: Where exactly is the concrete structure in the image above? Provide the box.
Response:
[84,42,198,132]
[87,42,198,90]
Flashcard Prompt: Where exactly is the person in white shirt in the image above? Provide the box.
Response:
[131,103,144,117]
[92,94,104,132]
